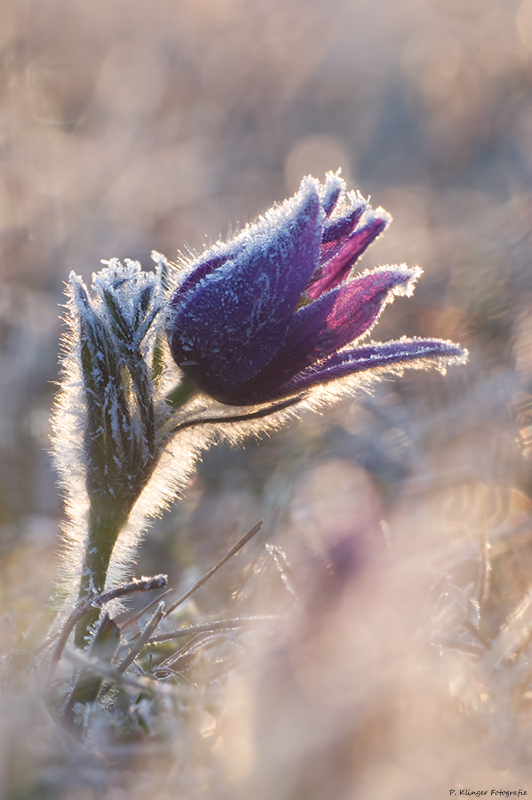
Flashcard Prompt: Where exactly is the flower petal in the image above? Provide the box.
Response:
[281,338,468,396]
[222,266,423,404]
[285,265,422,364]
[308,207,391,299]
[320,194,367,246]
[170,247,243,311]
[167,177,323,399]
[320,170,346,217]
[220,336,467,405]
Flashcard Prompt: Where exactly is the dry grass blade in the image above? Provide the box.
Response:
[148,614,282,645]
[51,575,168,668]
[119,589,173,631]
[61,646,175,697]
[117,602,166,674]
[153,631,229,674]
[164,521,264,616]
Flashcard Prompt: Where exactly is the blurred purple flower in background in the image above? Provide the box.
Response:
[166,173,467,406]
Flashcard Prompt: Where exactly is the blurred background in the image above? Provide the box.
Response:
[1,0,532,797]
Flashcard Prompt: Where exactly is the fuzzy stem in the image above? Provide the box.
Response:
[75,504,130,646]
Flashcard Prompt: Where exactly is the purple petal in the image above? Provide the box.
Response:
[171,172,341,311]
[308,208,391,300]
[223,266,422,404]
[220,337,467,405]
[286,265,421,363]
[320,170,346,217]
[321,196,367,246]
[279,338,468,396]
[167,177,323,398]
[171,247,242,310]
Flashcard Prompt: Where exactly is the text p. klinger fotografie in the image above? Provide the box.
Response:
[450,791,527,797]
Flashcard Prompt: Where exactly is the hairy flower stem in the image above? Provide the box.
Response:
[75,508,130,647]
[75,450,159,646]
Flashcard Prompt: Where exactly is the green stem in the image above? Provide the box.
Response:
[75,451,157,647]
[74,503,129,647]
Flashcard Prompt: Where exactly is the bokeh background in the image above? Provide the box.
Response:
[1,0,532,798]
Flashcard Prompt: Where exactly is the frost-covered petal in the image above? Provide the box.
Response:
[170,245,244,312]
[320,194,368,247]
[218,266,423,405]
[167,177,323,398]
[279,338,468,397]
[320,170,346,217]
[215,336,467,406]
[308,208,391,300]
[257,265,422,378]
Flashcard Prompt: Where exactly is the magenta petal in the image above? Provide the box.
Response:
[309,209,391,300]
[223,266,421,403]
[288,265,421,363]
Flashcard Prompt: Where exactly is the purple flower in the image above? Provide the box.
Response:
[166,173,467,406]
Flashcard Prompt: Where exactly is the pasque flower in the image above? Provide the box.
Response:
[166,173,466,406]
